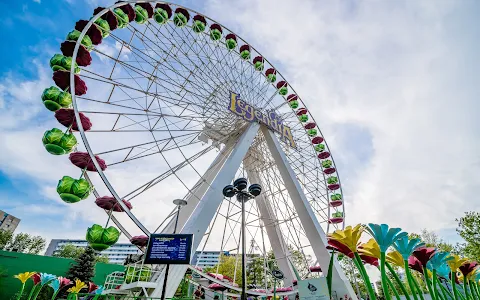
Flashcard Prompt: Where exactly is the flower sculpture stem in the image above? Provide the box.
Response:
[437,279,454,300]
[463,279,471,300]
[381,252,392,300]
[471,281,480,299]
[451,272,459,300]
[432,269,441,300]
[386,262,411,300]
[386,274,402,300]
[353,252,377,300]
[404,261,420,300]
[327,250,335,297]
[409,271,425,300]
[423,266,437,300]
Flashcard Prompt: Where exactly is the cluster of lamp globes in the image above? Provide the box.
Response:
[222,178,262,201]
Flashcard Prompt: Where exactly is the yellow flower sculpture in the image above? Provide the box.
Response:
[328,224,364,253]
[14,272,36,284]
[358,239,381,259]
[67,279,87,293]
[447,254,468,272]
[386,250,405,268]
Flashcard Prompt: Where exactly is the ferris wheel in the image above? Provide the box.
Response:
[41,1,354,298]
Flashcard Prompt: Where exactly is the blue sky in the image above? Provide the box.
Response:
[0,0,479,249]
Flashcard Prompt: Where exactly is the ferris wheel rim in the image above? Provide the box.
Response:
[68,0,345,244]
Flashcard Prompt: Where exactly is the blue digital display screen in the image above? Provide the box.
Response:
[144,234,193,264]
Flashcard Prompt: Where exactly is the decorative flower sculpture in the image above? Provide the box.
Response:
[327,240,353,258]
[328,224,376,300]
[49,276,72,300]
[69,152,107,171]
[458,261,479,300]
[365,224,407,300]
[412,247,436,267]
[28,273,56,300]
[393,236,425,260]
[95,196,132,212]
[428,252,454,270]
[192,15,207,33]
[42,128,77,155]
[41,86,72,112]
[409,256,424,274]
[86,224,121,251]
[329,224,364,253]
[67,278,87,294]
[87,282,98,293]
[56,176,92,203]
[95,285,105,295]
[154,3,172,25]
[359,239,381,259]
[386,251,404,268]
[13,272,36,300]
[360,255,379,267]
[447,254,469,273]
[55,108,92,131]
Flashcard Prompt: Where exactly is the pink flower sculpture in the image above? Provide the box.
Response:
[88,282,98,293]
[130,235,148,247]
[412,247,436,267]
[95,196,132,212]
[459,261,478,277]
[69,152,107,171]
[361,255,379,267]
[327,239,354,258]
[75,20,102,45]
[55,108,92,131]
[408,256,424,274]
[53,71,87,96]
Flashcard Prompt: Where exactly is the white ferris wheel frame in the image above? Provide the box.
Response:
[68,1,354,299]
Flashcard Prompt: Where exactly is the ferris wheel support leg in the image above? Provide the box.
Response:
[261,126,357,300]
[161,137,238,234]
[245,167,296,286]
[150,123,261,298]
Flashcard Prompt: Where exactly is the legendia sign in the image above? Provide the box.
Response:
[228,92,296,148]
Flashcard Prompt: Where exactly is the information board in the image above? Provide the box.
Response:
[144,234,193,264]
[298,278,329,300]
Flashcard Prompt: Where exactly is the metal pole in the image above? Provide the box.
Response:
[161,205,181,300]
[242,195,247,300]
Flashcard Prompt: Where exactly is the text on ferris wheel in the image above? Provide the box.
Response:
[229,92,296,148]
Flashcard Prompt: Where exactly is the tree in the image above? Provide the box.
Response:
[204,255,243,286]
[0,230,46,254]
[0,229,13,249]
[54,243,85,259]
[54,243,111,264]
[409,229,454,252]
[456,211,480,261]
[66,246,96,282]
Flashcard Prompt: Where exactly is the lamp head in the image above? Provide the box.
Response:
[233,177,248,191]
[248,183,262,196]
[173,199,188,206]
[222,185,236,198]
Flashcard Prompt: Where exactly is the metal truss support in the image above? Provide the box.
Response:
[245,165,296,286]
[150,123,260,298]
[261,126,357,300]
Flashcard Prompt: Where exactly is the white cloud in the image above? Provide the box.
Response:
[203,0,480,232]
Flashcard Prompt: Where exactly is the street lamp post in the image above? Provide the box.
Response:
[223,178,262,300]
[161,199,188,300]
